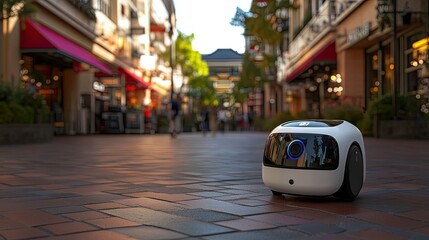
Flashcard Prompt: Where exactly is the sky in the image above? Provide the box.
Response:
[173,0,252,55]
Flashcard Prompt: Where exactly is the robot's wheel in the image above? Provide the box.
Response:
[334,144,364,201]
[271,190,283,196]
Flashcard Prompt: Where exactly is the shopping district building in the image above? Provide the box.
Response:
[251,0,428,119]
[201,0,428,124]
[0,0,176,135]
[1,0,428,135]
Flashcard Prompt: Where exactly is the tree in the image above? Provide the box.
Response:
[1,0,35,82]
[231,0,296,105]
[161,31,216,106]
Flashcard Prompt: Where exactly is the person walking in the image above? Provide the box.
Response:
[169,94,180,137]
[201,106,210,136]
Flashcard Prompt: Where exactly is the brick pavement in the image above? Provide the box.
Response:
[0,133,428,239]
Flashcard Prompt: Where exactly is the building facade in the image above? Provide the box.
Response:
[0,0,176,135]
[202,48,243,129]
[278,0,428,118]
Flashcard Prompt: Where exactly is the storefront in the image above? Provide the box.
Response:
[335,0,428,114]
[284,37,338,117]
[20,19,113,135]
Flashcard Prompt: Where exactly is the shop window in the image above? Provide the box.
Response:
[366,50,380,101]
[405,32,426,94]
[382,44,393,95]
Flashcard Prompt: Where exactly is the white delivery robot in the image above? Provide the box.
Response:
[262,120,366,201]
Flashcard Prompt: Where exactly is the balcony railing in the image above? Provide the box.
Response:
[286,0,361,64]
[67,0,96,20]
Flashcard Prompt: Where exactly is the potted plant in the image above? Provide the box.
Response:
[0,82,52,144]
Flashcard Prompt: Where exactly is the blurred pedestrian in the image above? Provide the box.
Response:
[169,94,180,137]
[201,106,210,136]
[248,108,255,131]
[218,108,227,132]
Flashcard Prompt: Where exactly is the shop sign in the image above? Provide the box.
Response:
[101,77,120,87]
[347,22,371,46]
[93,81,105,92]
[39,89,55,95]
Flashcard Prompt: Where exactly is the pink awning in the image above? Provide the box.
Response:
[21,19,112,75]
[285,41,336,82]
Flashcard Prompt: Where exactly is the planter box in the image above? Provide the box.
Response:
[0,124,54,144]
[375,120,429,139]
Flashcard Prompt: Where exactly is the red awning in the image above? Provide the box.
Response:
[21,19,112,75]
[150,24,166,32]
[119,67,153,90]
[286,41,336,82]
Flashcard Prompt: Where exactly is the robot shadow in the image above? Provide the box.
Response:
[272,194,364,204]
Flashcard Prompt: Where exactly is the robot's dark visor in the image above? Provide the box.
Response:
[263,133,339,170]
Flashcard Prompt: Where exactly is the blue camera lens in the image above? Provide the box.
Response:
[287,139,305,160]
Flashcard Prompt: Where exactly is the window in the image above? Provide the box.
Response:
[405,32,426,94]
[95,0,111,18]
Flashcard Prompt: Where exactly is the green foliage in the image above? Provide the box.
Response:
[238,53,267,89]
[1,0,36,20]
[0,82,49,124]
[244,0,296,45]
[161,31,209,78]
[358,94,425,135]
[0,102,13,123]
[159,31,216,107]
[366,94,421,120]
[188,76,218,107]
[231,1,297,105]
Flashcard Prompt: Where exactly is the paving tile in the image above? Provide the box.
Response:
[216,189,256,195]
[179,198,287,216]
[63,210,110,221]
[85,202,128,210]
[114,226,187,240]
[245,212,310,226]
[39,230,138,240]
[0,227,48,239]
[414,226,429,236]
[162,220,234,236]
[125,192,201,201]
[351,211,428,230]
[189,191,229,198]
[214,193,264,201]
[202,227,305,240]
[283,209,342,220]
[215,218,275,231]
[151,180,198,185]
[86,217,141,229]
[65,194,126,205]
[0,198,70,211]
[0,218,26,230]
[352,229,409,240]
[298,233,363,240]
[2,209,69,226]
[289,222,346,235]
[43,206,89,215]
[398,210,429,222]
[104,207,233,236]
[231,199,268,207]
[41,221,98,235]
[103,207,190,226]
[36,184,70,190]
[1,133,429,239]
[169,208,240,222]
[115,197,186,211]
